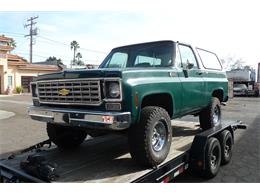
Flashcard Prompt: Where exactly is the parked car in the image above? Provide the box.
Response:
[28,40,228,167]
[233,83,248,96]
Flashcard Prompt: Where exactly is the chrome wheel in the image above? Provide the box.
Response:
[213,106,220,125]
[210,146,220,170]
[210,154,217,169]
[152,121,167,152]
[224,138,232,158]
[224,145,230,157]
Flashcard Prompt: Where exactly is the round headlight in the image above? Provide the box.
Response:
[108,82,120,98]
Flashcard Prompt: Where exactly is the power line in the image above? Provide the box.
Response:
[24,16,39,63]
[0,29,107,55]
[38,35,107,54]
[0,31,26,36]
[15,51,101,64]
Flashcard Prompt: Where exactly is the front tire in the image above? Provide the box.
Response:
[199,97,221,130]
[47,123,87,149]
[128,106,172,167]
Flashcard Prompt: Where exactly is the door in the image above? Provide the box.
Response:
[176,44,205,114]
[21,76,34,93]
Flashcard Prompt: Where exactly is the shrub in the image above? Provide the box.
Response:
[16,86,23,94]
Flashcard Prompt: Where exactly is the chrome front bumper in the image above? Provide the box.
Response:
[28,106,131,130]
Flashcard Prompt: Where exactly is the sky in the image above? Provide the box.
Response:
[0,0,259,70]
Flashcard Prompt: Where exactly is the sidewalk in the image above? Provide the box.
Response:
[0,93,30,97]
[0,110,15,120]
[0,94,32,105]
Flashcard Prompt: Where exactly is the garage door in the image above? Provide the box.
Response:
[21,76,34,93]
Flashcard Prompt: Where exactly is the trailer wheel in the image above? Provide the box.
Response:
[218,130,233,165]
[47,123,87,149]
[128,106,172,167]
[203,137,221,179]
[199,97,221,131]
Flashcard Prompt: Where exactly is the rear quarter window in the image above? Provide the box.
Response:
[197,48,222,70]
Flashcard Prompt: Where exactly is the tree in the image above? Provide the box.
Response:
[75,52,84,65]
[221,56,245,70]
[70,40,80,65]
[76,52,82,62]
[7,40,16,48]
[243,65,253,70]
[1,35,16,48]
[46,56,63,65]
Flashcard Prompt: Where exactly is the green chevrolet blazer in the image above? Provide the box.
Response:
[29,40,228,167]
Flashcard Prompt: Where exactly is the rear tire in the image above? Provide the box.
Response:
[128,106,172,167]
[203,137,221,179]
[47,123,87,149]
[199,97,221,130]
[218,130,233,165]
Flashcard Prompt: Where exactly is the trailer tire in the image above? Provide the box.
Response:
[199,97,221,131]
[128,106,172,167]
[47,123,87,149]
[203,137,221,179]
[218,130,233,165]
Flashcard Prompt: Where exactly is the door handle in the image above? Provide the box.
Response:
[196,72,203,75]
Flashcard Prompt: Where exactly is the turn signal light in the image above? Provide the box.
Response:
[102,116,114,124]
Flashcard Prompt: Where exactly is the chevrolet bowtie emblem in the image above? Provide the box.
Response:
[59,88,70,96]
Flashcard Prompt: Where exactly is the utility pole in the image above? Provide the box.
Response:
[24,16,38,63]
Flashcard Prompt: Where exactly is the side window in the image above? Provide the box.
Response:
[197,49,222,70]
[178,45,198,69]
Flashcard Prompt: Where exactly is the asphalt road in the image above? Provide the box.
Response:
[175,96,260,183]
[0,95,47,157]
[0,94,259,182]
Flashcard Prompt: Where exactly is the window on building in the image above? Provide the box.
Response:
[8,76,13,88]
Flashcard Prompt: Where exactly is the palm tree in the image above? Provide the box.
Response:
[46,56,64,65]
[7,40,16,48]
[76,52,82,62]
[70,41,80,65]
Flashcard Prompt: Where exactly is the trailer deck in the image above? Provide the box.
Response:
[0,120,246,183]
[0,120,200,183]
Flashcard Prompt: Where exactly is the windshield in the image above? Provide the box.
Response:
[99,42,174,69]
[234,84,247,89]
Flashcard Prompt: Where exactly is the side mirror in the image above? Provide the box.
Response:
[187,62,194,69]
[182,62,194,78]
[182,62,194,70]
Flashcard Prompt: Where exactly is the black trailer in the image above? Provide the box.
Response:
[0,120,246,183]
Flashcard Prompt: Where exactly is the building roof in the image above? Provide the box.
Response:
[7,54,28,66]
[17,64,62,71]
[0,35,14,42]
[8,54,27,61]
[7,54,61,71]
[0,45,14,51]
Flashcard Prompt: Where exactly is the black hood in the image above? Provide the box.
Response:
[35,69,123,81]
